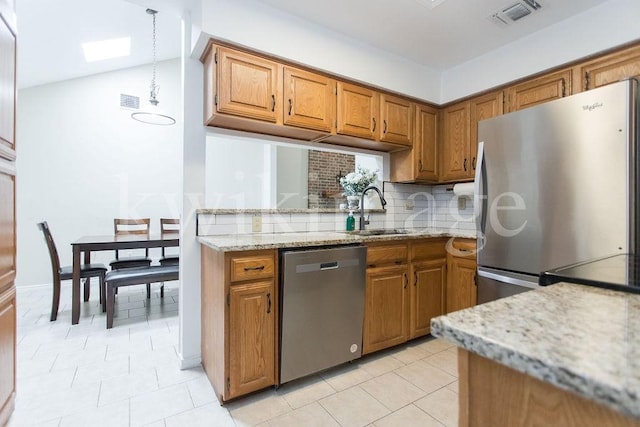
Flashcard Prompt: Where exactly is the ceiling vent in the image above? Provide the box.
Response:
[488,0,542,27]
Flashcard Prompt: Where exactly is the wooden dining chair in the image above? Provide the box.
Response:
[110,218,153,270]
[38,221,107,321]
[159,218,179,266]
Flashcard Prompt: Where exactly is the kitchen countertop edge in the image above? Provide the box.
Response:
[197,229,476,251]
[430,283,640,420]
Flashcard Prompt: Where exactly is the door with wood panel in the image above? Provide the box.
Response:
[228,280,275,399]
[363,265,408,354]
[470,91,503,175]
[410,258,445,339]
[336,82,379,140]
[440,101,470,182]
[216,47,281,123]
[414,104,438,181]
[446,256,477,314]
[506,69,572,112]
[283,66,335,132]
[0,9,16,426]
[379,94,412,146]
[579,45,640,92]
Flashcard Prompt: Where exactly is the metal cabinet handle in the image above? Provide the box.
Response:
[383,120,387,134]
[271,95,276,112]
[404,273,408,289]
[414,271,418,287]
[472,157,476,170]
[372,117,376,132]
[463,158,467,172]
[244,265,265,271]
[266,292,271,313]
[288,99,292,115]
[418,159,423,172]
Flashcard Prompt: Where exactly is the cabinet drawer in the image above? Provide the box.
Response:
[366,244,408,267]
[230,255,275,282]
[411,238,447,261]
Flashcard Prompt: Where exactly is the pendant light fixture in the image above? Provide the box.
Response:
[131,8,176,126]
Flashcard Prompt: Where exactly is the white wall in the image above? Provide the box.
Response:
[441,0,640,102]
[198,0,441,103]
[16,59,182,287]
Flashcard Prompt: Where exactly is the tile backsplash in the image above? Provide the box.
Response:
[197,182,475,235]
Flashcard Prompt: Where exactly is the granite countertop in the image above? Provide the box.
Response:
[197,228,476,251]
[431,283,640,419]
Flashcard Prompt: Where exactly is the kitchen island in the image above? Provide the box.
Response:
[431,282,640,427]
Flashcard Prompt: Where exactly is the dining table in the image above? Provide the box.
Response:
[70,232,180,324]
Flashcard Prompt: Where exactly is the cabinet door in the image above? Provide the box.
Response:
[415,104,438,181]
[470,91,503,176]
[506,69,572,112]
[440,101,471,182]
[363,265,408,354]
[0,15,15,154]
[216,47,281,123]
[446,256,477,313]
[380,94,412,146]
[0,286,15,427]
[580,45,640,91]
[410,259,446,339]
[228,280,275,398]
[336,82,379,140]
[283,66,335,133]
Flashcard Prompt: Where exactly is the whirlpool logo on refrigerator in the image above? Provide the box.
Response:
[582,102,604,111]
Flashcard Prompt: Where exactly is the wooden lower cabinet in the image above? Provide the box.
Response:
[363,264,408,354]
[201,246,276,402]
[411,259,446,338]
[446,239,477,313]
[228,280,275,398]
[0,286,16,426]
[363,239,448,353]
[458,349,640,427]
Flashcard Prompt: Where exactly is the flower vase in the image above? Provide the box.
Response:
[347,195,361,210]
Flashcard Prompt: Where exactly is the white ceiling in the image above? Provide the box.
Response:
[16,0,610,89]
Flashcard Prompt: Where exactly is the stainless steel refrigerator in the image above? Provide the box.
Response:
[475,79,639,303]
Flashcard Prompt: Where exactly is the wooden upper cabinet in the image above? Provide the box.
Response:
[283,66,335,133]
[470,91,504,174]
[379,94,413,146]
[440,101,471,182]
[336,82,379,140]
[506,69,572,112]
[415,104,438,181]
[579,45,640,92]
[215,47,281,123]
[0,15,15,154]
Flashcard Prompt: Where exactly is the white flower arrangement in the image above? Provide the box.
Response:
[339,166,379,196]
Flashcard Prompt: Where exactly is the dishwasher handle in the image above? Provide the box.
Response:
[320,261,339,270]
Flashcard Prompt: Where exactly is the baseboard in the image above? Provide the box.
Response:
[179,352,202,370]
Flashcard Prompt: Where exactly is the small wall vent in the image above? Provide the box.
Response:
[488,1,542,27]
[120,94,140,109]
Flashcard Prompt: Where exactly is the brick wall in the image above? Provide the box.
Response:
[307,150,355,209]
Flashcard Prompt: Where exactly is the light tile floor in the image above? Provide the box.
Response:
[9,283,459,427]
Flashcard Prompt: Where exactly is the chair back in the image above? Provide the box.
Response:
[37,221,62,282]
[160,218,179,257]
[114,218,150,235]
[114,218,150,259]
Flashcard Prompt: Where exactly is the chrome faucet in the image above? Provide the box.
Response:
[359,185,387,230]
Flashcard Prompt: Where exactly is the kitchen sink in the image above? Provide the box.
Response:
[343,228,411,236]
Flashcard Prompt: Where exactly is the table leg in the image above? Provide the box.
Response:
[72,245,81,324]
[83,251,91,301]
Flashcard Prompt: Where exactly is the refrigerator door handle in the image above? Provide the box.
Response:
[477,267,539,289]
[474,142,487,235]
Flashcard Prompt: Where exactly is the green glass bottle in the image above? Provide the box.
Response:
[346,211,355,231]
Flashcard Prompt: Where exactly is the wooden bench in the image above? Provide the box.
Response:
[105,265,179,328]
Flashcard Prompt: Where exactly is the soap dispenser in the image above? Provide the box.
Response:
[346,211,355,231]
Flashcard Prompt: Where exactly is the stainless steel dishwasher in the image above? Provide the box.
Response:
[279,245,366,384]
